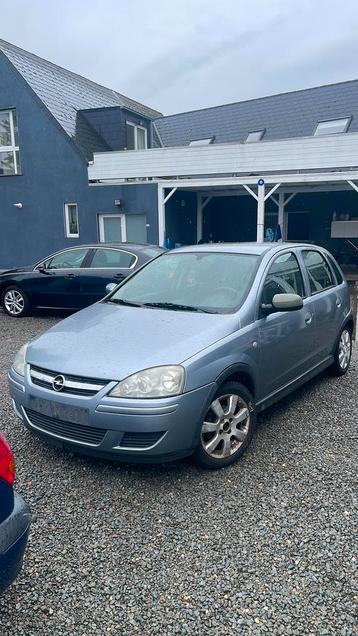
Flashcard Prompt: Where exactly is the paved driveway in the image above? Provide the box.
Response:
[0,312,356,636]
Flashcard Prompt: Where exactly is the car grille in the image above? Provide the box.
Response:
[119,431,165,449]
[24,408,106,446]
[30,365,108,397]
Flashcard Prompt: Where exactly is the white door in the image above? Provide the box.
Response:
[98,214,147,243]
[98,214,126,243]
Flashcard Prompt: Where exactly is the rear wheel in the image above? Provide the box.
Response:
[193,381,256,469]
[2,286,30,317]
[331,327,352,376]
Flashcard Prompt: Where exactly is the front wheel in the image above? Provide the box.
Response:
[193,381,256,469]
[331,327,352,376]
[2,286,30,317]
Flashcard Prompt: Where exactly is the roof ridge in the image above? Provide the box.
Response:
[0,38,162,118]
[155,78,358,121]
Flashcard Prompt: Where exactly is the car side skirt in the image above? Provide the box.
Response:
[256,355,334,413]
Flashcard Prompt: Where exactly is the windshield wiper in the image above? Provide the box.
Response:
[142,302,215,313]
[107,298,143,307]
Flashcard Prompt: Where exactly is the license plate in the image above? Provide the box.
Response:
[28,396,89,425]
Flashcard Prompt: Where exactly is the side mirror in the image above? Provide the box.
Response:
[261,293,303,315]
[105,282,117,295]
[272,293,303,311]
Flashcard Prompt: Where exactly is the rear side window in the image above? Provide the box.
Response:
[302,250,334,293]
[262,252,304,305]
[90,248,135,269]
[327,255,344,285]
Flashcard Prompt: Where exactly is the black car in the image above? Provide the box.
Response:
[0,433,31,592]
[0,243,165,317]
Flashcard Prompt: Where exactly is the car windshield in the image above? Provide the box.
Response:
[108,251,259,314]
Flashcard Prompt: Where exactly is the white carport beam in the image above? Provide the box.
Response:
[163,187,177,204]
[347,180,358,194]
[264,183,281,201]
[270,191,296,240]
[243,184,258,201]
[257,182,265,242]
[197,195,213,241]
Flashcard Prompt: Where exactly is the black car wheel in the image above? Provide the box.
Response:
[193,381,256,469]
[2,286,30,317]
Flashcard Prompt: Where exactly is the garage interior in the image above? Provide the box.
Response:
[163,186,358,276]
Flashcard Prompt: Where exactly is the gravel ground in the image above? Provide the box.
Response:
[0,311,357,636]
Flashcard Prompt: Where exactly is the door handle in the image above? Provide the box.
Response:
[336,298,342,308]
[65,273,76,279]
[114,273,125,280]
[305,312,313,325]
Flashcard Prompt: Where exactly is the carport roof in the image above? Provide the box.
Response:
[154,80,358,147]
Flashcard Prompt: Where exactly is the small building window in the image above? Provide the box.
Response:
[64,203,79,238]
[246,130,265,143]
[314,118,351,136]
[189,137,214,146]
[126,122,148,150]
[0,109,21,176]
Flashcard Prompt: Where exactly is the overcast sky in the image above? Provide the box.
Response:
[2,0,358,115]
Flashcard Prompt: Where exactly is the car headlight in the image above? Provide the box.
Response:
[109,365,185,399]
[12,343,28,376]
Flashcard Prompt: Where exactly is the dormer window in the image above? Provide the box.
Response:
[314,117,351,136]
[126,122,148,150]
[189,137,214,146]
[246,130,265,143]
[0,109,21,176]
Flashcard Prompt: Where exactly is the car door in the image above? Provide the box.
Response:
[32,247,89,309]
[74,247,137,307]
[257,250,316,398]
[301,249,340,359]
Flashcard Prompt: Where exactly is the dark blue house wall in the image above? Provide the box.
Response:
[0,53,159,268]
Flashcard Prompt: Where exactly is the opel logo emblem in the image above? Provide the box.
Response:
[52,375,65,392]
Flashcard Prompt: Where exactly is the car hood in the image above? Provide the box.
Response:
[0,265,32,275]
[27,302,237,380]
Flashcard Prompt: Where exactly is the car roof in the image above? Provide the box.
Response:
[171,242,315,256]
[77,243,165,252]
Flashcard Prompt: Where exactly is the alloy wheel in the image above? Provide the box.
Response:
[201,393,250,459]
[4,289,25,316]
[338,329,351,370]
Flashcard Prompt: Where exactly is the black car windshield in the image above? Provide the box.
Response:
[108,252,259,314]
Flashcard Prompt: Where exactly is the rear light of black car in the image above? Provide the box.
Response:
[0,434,16,485]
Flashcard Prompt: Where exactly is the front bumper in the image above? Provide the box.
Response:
[0,492,31,593]
[8,367,215,462]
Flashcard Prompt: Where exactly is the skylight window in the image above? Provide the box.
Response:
[189,137,214,146]
[246,130,265,143]
[314,117,351,136]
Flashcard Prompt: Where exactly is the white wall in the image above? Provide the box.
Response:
[88,132,358,181]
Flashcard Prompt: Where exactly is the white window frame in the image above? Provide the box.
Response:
[0,109,20,175]
[126,121,148,150]
[64,203,80,238]
[98,214,126,243]
[246,130,265,143]
[189,138,214,146]
[314,117,351,136]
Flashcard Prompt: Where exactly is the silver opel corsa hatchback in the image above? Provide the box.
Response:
[9,243,353,469]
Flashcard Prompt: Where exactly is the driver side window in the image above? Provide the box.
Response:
[46,248,89,270]
[262,252,304,306]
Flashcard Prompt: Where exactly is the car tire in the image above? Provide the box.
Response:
[193,381,256,469]
[331,326,352,376]
[1,286,30,317]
